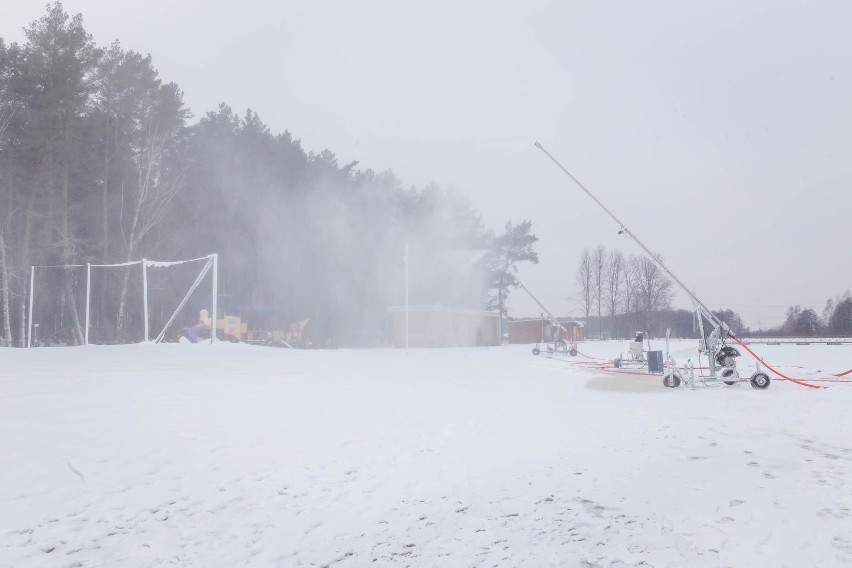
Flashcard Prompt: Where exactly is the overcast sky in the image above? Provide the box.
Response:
[4,0,851,329]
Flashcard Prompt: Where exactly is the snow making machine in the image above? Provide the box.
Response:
[531,320,577,357]
[612,331,649,370]
[661,305,770,390]
[535,141,770,389]
[518,281,579,358]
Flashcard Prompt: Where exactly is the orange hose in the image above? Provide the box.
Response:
[575,349,602,361]
[574,342,845,387]
[732,337,824,389]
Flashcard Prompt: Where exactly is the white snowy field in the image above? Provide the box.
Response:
[1,341,851,567]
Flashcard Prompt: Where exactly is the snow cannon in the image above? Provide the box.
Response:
[535,142,772,390]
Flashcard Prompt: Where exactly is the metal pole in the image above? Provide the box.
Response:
[27,266,34,348]
[211,254,218,344]
[142,259,149,342]
[665,327,670,364]
[404,243,409,350]
[85,263,91,345]
[518,282,568,335]
[153,258,212,344]
[534,141,727,332]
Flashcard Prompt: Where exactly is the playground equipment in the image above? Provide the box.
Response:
[535,142,770,389]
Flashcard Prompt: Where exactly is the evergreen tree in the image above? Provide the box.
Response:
[19,2,101,344]
[486,220,539,338]
[829,298,852,336]
[0,3,498,347]
[794,309,821,336]
[711,309,745,335]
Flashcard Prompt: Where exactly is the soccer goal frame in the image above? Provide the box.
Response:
[27,253,218,347]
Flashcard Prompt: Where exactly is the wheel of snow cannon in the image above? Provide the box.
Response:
[613,357,622,368]
[555,340,568,354]
[532,346,540,356]
[750,372,770,389]
[569,346,578,357]
[662,372,681,388]
[721,367,738,386]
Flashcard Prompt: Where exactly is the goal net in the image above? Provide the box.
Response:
[27,254,218,347]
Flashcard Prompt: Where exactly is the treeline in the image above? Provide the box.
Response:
[0,3,491,347]
[574,246,745,339]
[756,293,852,337]
[583,308,745,341]
[574,246,851,339]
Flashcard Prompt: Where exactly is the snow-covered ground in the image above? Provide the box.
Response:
[1,340,850,567]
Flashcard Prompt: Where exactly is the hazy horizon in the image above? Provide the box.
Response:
[4,0,850,329]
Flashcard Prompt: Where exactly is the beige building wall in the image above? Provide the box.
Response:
[390,307,499,347]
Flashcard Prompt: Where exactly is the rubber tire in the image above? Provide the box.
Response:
[663,373,681,388]
[750,372,770,389]
[721,367,738,385]
[569,347,578,357]
[532,347,540,356]
[613,358,622,368]
[555,340,568,354]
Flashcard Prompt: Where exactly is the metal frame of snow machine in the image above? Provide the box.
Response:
[531,326,576,357]
[660,308,770,390]
[518,281,579,358]
[613,331,650,370]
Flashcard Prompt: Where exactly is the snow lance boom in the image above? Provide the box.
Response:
[534,141,770,389]
[517,281,578,356]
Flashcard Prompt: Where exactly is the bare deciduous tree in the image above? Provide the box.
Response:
[592,245,606,339]
[634,254,675,336]
[0,100,11,138]
[116,83,187,335]
[0,101,13,345]
[622,255,639,332]
[576,248,594,324]
[604,249,624,338]
[0,225,12,345]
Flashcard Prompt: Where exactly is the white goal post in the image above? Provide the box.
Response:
[27,253,218,347]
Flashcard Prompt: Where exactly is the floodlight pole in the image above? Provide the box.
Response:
[85,263,91,346]
[404,243,409,350]
[142,259,149,342]
[27,265,34,348]
[211,253,218,344]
